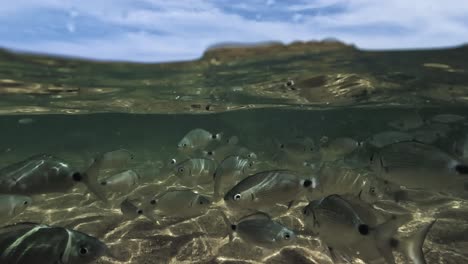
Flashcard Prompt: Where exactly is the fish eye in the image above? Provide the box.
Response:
[286,80,294,87]
[178,167,185,173]
[233,194,241,201]
[170,159,176,164]
[283,232,291,240]
[182,143,187,147]
[199,199,204,205]
[248,162,254,167]
[150,199,156,205]
[207,151,213,156]
[72,172,82,182]
[279,144,285,149]
[79,247,88,255]
[369,187,376,194]
[23,200,28,205]
[137,209,143,215]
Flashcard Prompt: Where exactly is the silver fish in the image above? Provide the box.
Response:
[174,158,217,186]
[320,137,361,162]
[341,146,375,169]
[303,195,376,241]
[162,151,191,171]
[224,170,316,211]
[411,123,450,144]
[277,137,316,159]
[411,130,440,144]
[204,136,258,166]
[302,195,435,264]
[309,165,391,203]
[367,131,414,148]
[147,189,211,218]
[431,114,465,124]
[213,155,256,200]
[17,118,34,125]
[388,113,424,131]
[97,149,134,170]
[0,222,113,264]
[0,154,106,202]
[203,145,256,163]
[224,212,296,249]
[177,128,222,153]
[120,198,155,221]
[120,198,144,219]
[0,195,32,224]
[273,149,321,174]
[370,141,468,193]
[100,170,140,194]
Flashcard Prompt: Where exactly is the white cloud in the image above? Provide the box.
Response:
[1,32,207,62]
[292,13,303,22]
[0,0,467,62]
[69,9,79,18]
[66,22,75,33]
[287,0,346,11]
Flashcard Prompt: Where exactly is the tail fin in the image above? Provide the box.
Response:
[120,198,156,222]
[219,211,234,242]
[374,214,412,264]
[120,198,145,220]
[212,171,222,202]
[399,220,436,264]
[82,156,108,203]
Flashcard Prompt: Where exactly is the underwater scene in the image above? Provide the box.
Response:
[1,42,468,263]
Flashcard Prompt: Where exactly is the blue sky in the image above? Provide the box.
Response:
[0,0,467,62]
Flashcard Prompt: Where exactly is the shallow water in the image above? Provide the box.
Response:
[1,42,468,263]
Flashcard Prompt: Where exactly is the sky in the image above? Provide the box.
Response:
[0,0,467,62]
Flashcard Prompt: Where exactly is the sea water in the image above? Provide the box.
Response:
[1,42,468,263]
